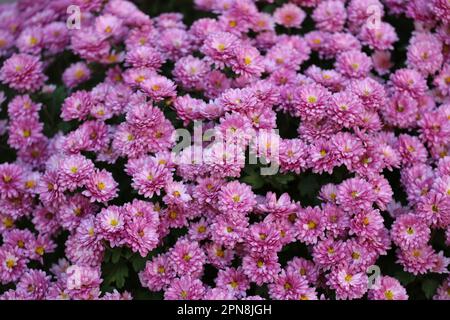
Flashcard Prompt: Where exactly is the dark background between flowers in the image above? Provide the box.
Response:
[0,0,448,299]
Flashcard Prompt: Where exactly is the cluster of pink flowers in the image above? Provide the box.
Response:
[0,0,449,300]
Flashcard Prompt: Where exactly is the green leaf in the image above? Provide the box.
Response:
[111,248,122,264]
[274,173,295,185]
[422,279,439,299]
[298,175,319,198]
[103,262,129,289]
[394,271,415,286]
[131,255,147,272]
[241,166,265,189]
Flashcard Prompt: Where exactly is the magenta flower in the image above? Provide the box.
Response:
[0,53,46,92]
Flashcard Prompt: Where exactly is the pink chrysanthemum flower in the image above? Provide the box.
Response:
[390,68,427,99]
[62,62,91,88]
[59,154,95,191]
[329,90,364,128]
[66,265,102,300]
[242,253,281,286]
[230,45,264,78]
[15,269,50,300]
[278,139,309,174]
[0,247,27,285]
[169,238,206,278]
[245,222,282,254]
[82,169,118,203]
[292,83,331,121]
[359,22,398,51]
[337,177,377,212]
[312,0,347,32]
[0,163,24,200]
[140,254,176,291]
[61,90,93,122]
[396,245,438,275]
[140,75,177,102]
[327,265,368,300]
[173,55,209,90]
[391,213,430,250]
[312,238,347,270]
[407,34,443,75]
[335,50,372,79]
[416,191,450,228]
[217,181,256,215]
[295,206,326,245]
[131,160,171,198]
[0,53,46,92]
[368,276,408,300]
[322,203,350,239]
[215,267,250,298]
[164,276,205,300]
[350,209,385,239]
[433,277,450,300]
[268,270,310,300]
[274,3,306,29]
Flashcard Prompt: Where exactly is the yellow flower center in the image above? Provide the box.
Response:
[73,207,82,217]
[232,195,240,203]
[75,69,85,79]
[230,281,238,288]
[110,219,119,227]
[363,217,370,225]
[35,246,44,256]
[157,266,165,274]
[2,217,14,228]
[307,96,317,103]
[29,36,38,45]
[25,180,35,189]
[97,182,106,191]
[169,211,177,219]
[197,225,206,233]
[344,274,353,282]
[6,258,15,269]
[406,227,414,235]
[183,254,191,262]
[412,249,421,258]
[384,290,394,300]
[244,56,252,65]
[22,129,31,138]
[307,221,317,229]
[216,249,224,257]
[257,260,264,268]
[135,75,145,83]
